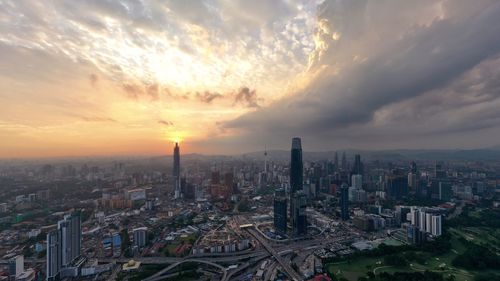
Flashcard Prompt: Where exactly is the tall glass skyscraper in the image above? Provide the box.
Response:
[289,137,306,236]
[273,188,287,234]
[290,137,303,194]
[173,142,181,199]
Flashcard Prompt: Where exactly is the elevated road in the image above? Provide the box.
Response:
[144,259,227,281]
[246,228,303,281]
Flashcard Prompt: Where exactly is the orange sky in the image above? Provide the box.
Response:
[0,1,322,158]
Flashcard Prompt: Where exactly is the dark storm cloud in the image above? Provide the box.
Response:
[224,0,500,149]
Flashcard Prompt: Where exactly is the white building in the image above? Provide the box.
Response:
[9,255,24,279]
[431,215,442,236]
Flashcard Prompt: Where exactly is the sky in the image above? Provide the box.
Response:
[1,0,500,158]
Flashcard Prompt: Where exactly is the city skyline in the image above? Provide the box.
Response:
[2,0,500,158]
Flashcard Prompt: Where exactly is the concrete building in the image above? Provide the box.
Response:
[9,255,23,280]
[340,183,349,221]
[133,227,148,248]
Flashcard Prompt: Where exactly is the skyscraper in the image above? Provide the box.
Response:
[334,151,339,171]
[292,191,307,236]
[341,151,347,170]
[290,137,303,194]
[410,161,418,174]
[352,154,363,175]
[273,188,287,234]
[434,161,446,179]
[58,213,81,266]
[340,183,349,220]
[47,213,81,281]
[289,137,306,236]
[173,142,181,199]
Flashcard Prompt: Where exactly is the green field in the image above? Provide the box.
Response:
[326,228,500,281]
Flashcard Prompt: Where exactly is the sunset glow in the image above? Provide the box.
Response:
[2,0,500,157]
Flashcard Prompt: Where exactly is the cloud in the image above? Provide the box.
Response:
[158,119,174,126]
[77,115,117,123]
[232,87,259,108]
[122,82,161,100]
[223,0,500,149]
[195,91,223,104]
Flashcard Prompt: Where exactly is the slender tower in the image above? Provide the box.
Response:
[290,138,303,194]
[173,142,181,199]
[264,145,268,173]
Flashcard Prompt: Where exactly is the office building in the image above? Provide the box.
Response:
[173,142,181,199]
[273,189,287,234]
[352,154,363,175]
[290,137,303,194]
[133,227,148,248]
[408,172,418,191]
[439,181,453,201]
[292,191,307,236]
[351,174,362,189]
[434,161,446,178]
[289,137,306,236]
[340,183,349,220]
[410,161,418,174]
[341,151,347,170]
[387,175,408,199]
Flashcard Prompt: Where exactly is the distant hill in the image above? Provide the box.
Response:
[242,148,500,162]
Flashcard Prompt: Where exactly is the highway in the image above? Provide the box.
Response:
[144,258,227,281]
[245,228,303,281]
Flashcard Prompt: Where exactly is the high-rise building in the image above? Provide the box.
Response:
[340,183,349,220]
[47,213,81,281]
[408,172,418,191]
[46,231,61,281]
[438,181,452,201]
[9,255,23,280]
[341,151,347,170]
[352,154,363,175]
[290,137,303,194]
[173,142,181,199]
[431,215,442,236]
[133,227,148,248]
[273,189,287,234]
[351,174,362,190]
[434,161,446,179]
[59,214,81,267]
[334,151,339,171]
[289,137,306,236]
[387,175,408,199]
[410,161,417,174]
[292,191,307,236]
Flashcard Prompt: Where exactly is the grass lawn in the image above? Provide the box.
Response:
[326,230,500,281]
